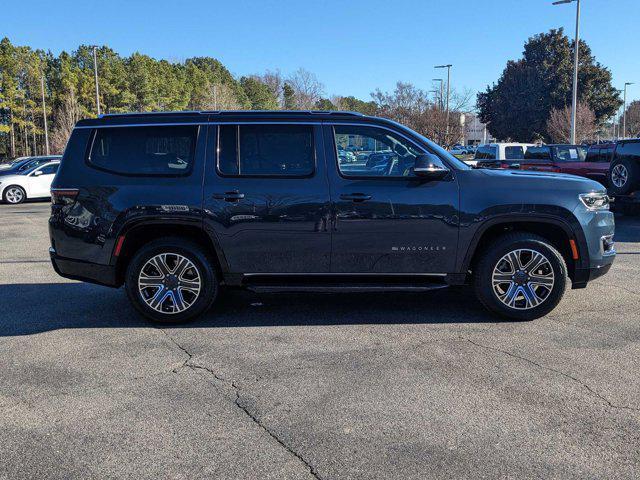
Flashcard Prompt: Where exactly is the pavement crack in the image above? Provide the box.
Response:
[462,336,640,414]
[158,329,323,480]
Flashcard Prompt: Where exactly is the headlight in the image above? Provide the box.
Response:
[579,192,610,211]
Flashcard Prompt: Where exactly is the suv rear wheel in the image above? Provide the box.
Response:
[125,238,218,323]
[474,233,567,320]
[609,158,639,195]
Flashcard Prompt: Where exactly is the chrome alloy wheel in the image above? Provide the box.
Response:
[138,253,201,314]
[611,164,628,188]
[5,187,24,204]
[491,249,555,310]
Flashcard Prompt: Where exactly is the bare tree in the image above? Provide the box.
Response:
[257,70,285,107]
[623,100,640,138]
[51,88,82,154]
[287,68,324,109]
[547,102,597,143]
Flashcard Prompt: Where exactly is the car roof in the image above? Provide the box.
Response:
[76,110,375,128]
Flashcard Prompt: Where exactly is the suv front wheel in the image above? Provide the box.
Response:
[125,238,218,323]
[474,233,567,320]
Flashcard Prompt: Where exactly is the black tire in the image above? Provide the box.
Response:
[473,233,567,321]
[125,237,218,323]
[3,185,26,204]
[608,158,639,195]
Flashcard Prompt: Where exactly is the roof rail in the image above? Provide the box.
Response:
[99,110,367,118]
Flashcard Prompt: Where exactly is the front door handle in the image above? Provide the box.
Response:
[212,191,245,202]
[340,193,372,202]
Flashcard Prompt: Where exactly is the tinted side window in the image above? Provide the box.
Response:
[615,142,640,162]
[474,146,496,160]
[504,146,524,160]
[88,126,197,176]
[524,146,551,160]
[217,124,314,176]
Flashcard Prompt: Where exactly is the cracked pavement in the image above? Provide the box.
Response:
[1,203,639,479]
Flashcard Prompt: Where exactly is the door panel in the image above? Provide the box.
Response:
[324,124,459,274]
[202,124,331,274]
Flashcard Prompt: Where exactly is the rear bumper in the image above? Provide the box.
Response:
[49,248,119,288]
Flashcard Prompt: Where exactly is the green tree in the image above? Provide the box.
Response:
[240,76,278,110]
[283,83,295,109]
[477,29,622,142]
[315,98,335,110]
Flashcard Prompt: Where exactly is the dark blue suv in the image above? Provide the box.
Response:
[49,111,615,322]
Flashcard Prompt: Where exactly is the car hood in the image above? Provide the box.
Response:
[475,167,606,192]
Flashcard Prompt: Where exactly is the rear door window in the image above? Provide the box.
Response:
[474,146,496,160]
[87,125,198,176]
[524,146,551,160]
[504,146,524,160]
[217,124,315,177]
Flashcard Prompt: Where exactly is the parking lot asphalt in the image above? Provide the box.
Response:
[0,202,639,479]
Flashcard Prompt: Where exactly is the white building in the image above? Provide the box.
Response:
[462,113,495,146]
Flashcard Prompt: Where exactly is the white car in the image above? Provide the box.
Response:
[0,161,60,204]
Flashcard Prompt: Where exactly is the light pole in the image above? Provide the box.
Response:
[93,46,101,116]
[553,0,580,144]
[40,73,50,155]
[435,64,452,145]
[432,78,443,110]
[623,82,634,139]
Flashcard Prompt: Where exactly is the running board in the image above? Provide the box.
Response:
[245,284,449,294]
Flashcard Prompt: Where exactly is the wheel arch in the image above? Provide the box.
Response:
[113,221,228,286]
[461,215,587,283]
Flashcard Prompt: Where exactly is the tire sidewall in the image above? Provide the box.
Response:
[608,159,638,195]
[475,236,567,321]
[125,240,218,323]
[3,185,26,204]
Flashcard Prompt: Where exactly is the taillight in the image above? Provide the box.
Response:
[51,188,79,206]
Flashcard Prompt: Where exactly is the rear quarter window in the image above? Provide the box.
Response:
[615,141,640,162]
[524,146,551,160]
[474,146,496,160]
[87,125,198,176]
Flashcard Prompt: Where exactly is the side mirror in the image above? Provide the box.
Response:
[33,170,43,176]
[413,154,450,179]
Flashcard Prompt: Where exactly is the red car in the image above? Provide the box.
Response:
[519,144,613,185]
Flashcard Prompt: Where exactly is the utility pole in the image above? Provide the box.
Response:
[623,82,634,139]
[435,64,452,145]
[553,0,581,144]
[40,74,50,155]
[432,78,443,110]
[93,46,101,116]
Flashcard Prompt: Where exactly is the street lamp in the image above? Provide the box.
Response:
[553,0,580,144]
[623,82,634,139]
[432,78,444,110]
[93,46,101,116]
[434,65,452,144]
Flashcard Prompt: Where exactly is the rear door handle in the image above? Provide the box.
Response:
[212,191,245,202]
[340,193,372,202]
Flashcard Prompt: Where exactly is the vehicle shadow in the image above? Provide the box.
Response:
[0,282,498,336]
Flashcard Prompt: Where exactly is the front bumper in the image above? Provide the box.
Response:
[49,247,119,288]
[571,205,616,288]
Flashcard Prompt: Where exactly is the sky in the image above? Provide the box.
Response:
[3,0,639,105]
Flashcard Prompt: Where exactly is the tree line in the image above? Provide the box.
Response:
[0,37,474,158]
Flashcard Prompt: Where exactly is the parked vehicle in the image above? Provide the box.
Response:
[449,146,469,155]
[0,160,60,204]
[49,111,615,323]
[607,139,640,211]
[0,155,62,177]
[517,144,609,182]
[475,143,535,169]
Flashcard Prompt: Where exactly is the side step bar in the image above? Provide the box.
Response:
[246,284,449,294]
